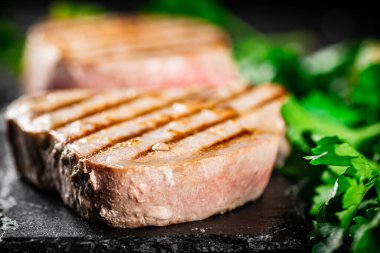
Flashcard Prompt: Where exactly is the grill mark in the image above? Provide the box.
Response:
[71,42,227,64]
[84,86,252,157]
[40,16,227,63]
[45,17,210,40]
[130,92,286,160]
[31,93,96,118]
[46,18,219,47]
[64,96,193,143]
[49,95,140,130]
[132,109,238,160]
[68,36,226,63]
[60,89,206,142]
[65,27,223,57]
[83,114,177,158]
[199,130,252,152]
[137,99,284,163]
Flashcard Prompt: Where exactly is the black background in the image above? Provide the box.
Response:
[1,0,379,43]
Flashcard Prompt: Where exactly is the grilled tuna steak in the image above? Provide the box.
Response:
[6,83,287,228]
[23,15,240,92]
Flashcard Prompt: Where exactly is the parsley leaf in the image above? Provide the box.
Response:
[305,137,379,253]
[282,96,380,151]
[351,206,380,253]
[301,92,361,126]
[349,41,380,125]
[300,42,358,97]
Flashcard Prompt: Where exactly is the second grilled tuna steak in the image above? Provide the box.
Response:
[6,83,287,228]
[23,14,240,92]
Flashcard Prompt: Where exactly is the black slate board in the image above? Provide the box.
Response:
[0,114,310,252]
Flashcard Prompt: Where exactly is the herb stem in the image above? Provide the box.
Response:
[351,122,380,147]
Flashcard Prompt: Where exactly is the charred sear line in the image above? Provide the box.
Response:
[132,93,286,160]
[31,93,96,118]
[69,30,224,51]
[132,110,238,160]
[84,87,252,158]
[200,130,252,152]
[65,101,179,144]
[49,19,222,48]
[64,91,202,143]
[50,95,142,130]
[83,114,178,158]
[48,17,227,63]
[72,38,226,62]
[47,18,207,39]
[64,87,223,143]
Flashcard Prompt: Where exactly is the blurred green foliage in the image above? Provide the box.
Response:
[141,0,256,37]
[49,1,105,20]
[0,16,24,75]
[0,1,105,76]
